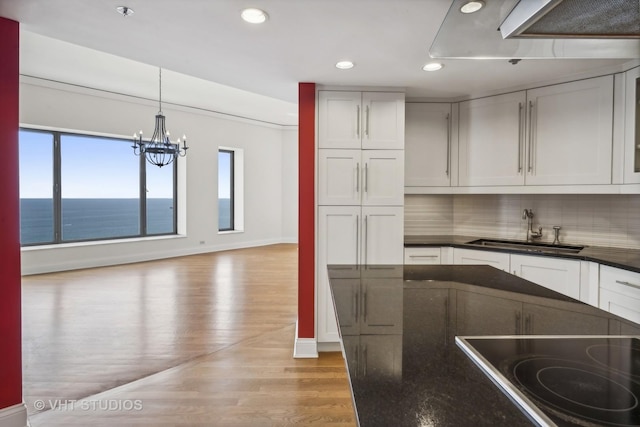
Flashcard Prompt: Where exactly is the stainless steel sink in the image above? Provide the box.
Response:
[468,239,585,255]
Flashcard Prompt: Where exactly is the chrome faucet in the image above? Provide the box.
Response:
[522,209,543,241]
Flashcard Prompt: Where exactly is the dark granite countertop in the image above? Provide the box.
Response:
[404,235,640,273]
[329,264,640,427]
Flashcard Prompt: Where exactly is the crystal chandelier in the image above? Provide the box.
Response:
[132,68,188,167]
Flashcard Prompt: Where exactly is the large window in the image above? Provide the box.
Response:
[19,128,177,245]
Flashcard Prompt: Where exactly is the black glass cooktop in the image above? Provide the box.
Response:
[456,336,640,427]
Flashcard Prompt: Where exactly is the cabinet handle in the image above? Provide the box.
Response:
[446,113,451,176]
[364,215,368,265]
[517,102,523,173]
[515,312,521,333]
[409,255,438,258]
[356,215,360,264]
[356,163,360,193]
[525,314,531,334]
[364,163,369,193]
[615,280,640,291]
[528,100,534,173]
[356,105,361,139]
[365,105,370,138]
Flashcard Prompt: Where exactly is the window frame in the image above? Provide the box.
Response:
[18,127,178,246]
[218,148,235,232]
[217,146,244,234]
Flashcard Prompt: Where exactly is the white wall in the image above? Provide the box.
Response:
[281,128,299,242]
[19,77,298,274]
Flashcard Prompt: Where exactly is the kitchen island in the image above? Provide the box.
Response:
[329,264,640,426]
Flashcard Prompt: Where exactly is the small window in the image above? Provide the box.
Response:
[218,147,244,233]
[218,149,234,231]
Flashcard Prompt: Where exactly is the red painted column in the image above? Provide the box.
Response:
[297,83,315,339]
[0,17,22,409]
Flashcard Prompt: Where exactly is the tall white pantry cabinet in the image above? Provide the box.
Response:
[317,90,405,344]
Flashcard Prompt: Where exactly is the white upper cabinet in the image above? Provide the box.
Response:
[361,150,404,206]
[318,149,361,205]
[405,103,453,187]
[318,149,403,206]
[623,67,640,184]
[318,91,405,150]
[458,75,615,187]
[526,75,614,185]
[459,91,526,186]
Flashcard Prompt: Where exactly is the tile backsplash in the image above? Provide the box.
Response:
[405,194,640,249]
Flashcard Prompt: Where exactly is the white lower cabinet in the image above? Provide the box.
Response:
[404,247,441,264]
[452,248,510,271]
[510,254,581,300]
[317,206,403,343]
[599,265,640,324]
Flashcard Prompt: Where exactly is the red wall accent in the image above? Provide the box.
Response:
[297,83,315,339]
[0,17,22,409]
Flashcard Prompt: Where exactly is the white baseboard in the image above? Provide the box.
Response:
[293,320,318,358]
[21,238,297,275]
[0,403,28,427]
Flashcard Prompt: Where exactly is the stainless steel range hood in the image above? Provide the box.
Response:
[429,0,640,59]
[500,0,640,39]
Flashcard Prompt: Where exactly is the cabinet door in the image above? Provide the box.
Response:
[318,91,362,149]
[510,254,581,300]
[404,247,441,264]
[452,248,510,271]
[361,206,404,265]
[526,75,613,185]
[318,149,361,205]
[459,91,526,186]
[361,150,404,206]
[405,103,452,187]
[360,278,403,334]
[624,67,640,184]
[317,206,360,342]
[361,92,405,150]
[599,265,640,324]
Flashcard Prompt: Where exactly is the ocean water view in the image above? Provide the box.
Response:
[20,198,175,244]
[20,198,233,244]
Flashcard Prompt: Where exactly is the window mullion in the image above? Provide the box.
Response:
[140,153,147,236]
[53,132,62,243]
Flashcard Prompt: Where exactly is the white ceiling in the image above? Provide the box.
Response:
[1,0,636,126]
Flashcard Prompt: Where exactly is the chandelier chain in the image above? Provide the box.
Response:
[158,67,163,114]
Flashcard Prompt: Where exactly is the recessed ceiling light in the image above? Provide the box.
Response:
[116,6,134,17]
[422,62,444,71]
[335,61,355,70]
[460,1,485,14]
[241,8,268,24]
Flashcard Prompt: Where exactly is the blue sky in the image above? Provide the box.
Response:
[19,130,175,199]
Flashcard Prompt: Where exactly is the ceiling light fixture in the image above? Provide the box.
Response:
[132,68,189,168]
[241,8,268,24]
[116,6,134,17]
[460,1,485,14]
[422,62,444,71]
[335,61,355,70]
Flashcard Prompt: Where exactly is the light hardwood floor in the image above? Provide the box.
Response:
[22,244,356,426]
